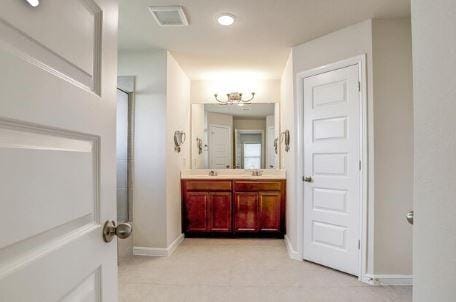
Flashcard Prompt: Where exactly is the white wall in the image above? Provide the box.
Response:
[166,52,191,246]
[412,0,456,300]
[191,79,280,104]
[286,19,375,271]
[372,18,413,275]
[118,50,190,250]
[118,50,167,248]
[283,19,414,276]
[280,51,296,253]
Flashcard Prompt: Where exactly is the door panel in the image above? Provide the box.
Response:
[209,192,232,232]
[303,64,361,276]
[258,192,281,232]
[209,124,231,169]
[234,193,258,232]
[184,192,209,232]
[0,0,118,301]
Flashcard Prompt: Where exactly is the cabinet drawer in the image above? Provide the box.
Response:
[184,180,232,191]
[234,181,282,192]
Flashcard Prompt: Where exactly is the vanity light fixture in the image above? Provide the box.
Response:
[26,0,39,7]
[214,92,255,106]
[217,14,235,26]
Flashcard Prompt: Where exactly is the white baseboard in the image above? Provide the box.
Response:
[133,233,184,257]
[284,235,301,261]
[362,274,413,286]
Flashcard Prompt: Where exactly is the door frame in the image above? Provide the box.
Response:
[208,123,232,168]
[295,54,369,280]
[235,129,265,169]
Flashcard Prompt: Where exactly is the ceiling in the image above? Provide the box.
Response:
[118,0,410,80]
[204,103,275,118]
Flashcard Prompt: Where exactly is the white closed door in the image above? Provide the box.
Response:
[0,1,119,301]
[209,124,232,169]
[303,64,361,275]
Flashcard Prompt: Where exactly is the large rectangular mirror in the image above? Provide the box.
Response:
[191,103,280,169]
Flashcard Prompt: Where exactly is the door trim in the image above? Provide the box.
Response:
[295,55,368,280]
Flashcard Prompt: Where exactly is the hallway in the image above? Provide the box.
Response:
[119,239,412,301]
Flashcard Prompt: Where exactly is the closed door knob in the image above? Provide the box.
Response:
[303,176,313,183]
[103,220,132,242]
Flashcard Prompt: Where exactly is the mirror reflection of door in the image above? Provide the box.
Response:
[209,124,232,168]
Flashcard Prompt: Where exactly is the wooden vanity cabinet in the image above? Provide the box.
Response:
[182,181,232,233]
[182,179,285,237]
[233,181,285,235]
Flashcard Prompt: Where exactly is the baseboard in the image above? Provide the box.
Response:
[284,235,301,261]
[133,233,184,257]
[362,274,413,286]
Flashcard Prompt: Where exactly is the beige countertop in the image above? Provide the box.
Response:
[180,169,286,180]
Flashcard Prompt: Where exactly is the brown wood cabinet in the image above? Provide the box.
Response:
[181,179,285,237]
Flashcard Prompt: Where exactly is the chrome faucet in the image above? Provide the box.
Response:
[251,170,263,176]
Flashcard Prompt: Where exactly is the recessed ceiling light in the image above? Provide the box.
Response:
[26,0,39,7]
[217,14,235,26]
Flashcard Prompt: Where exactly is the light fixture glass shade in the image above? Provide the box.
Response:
[26,0,40,7]
[217,14,235,26]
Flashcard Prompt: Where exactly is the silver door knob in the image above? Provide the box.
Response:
[406,211,414,225]
[303,176,313,182]
[103,220,132,242]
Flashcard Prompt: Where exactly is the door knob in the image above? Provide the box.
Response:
[103,220,132,243]
[406,210,414,225]
[303,176,313,183]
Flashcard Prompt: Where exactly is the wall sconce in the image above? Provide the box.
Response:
[174,130,186,153]
[196,137,203,155]
[280,130,290,152]
[273,138,279,154]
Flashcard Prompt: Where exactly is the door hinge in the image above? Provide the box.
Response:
[358,81,361,92]
[358,240,361,250]
[359,160,362,171]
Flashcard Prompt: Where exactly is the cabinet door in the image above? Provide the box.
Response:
[234,192,258,232]
[184,192,209,232]
[258,192,282,232]
[209,192,232,232]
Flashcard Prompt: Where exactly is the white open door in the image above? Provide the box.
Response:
[302,64,361,275]
[209,124,232,169]
[0,1,119,301]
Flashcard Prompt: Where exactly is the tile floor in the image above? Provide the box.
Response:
[118,238,412,302]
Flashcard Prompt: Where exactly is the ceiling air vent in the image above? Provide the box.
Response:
[148,6,189,27]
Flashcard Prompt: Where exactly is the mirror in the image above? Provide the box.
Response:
[191,103,280,169]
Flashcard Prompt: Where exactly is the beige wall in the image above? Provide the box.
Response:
[207,112,233,128]
[412,0,456,299]
[283,19,414,276]
[166,52,191,246]
[233,118,266,131]
[372,18,413,275]
[118,50,168,248]
[191,79,280,104]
